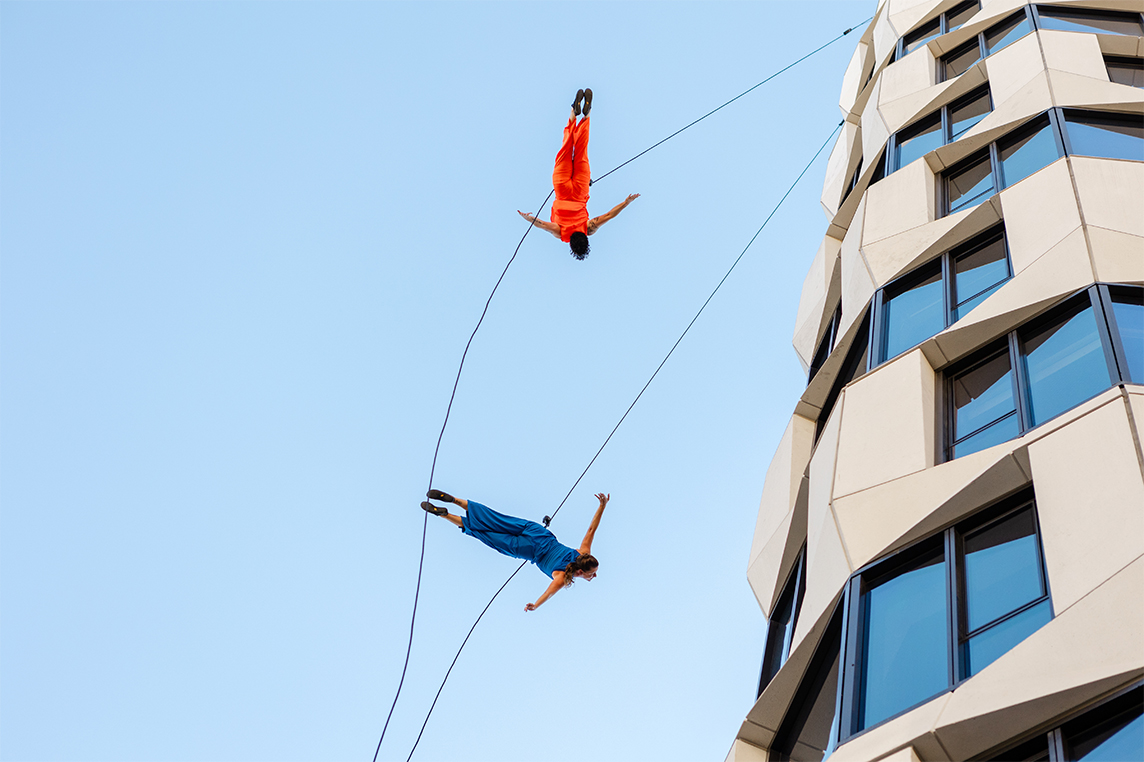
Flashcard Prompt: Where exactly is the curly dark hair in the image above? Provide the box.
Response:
[560,553,599,587]
[569,231,590,260]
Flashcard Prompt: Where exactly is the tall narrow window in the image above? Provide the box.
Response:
[881,262,944,361]
[816,311,870,441]
[949,347,1020,459]
[1107,287,1144,384]
[809,304,842,385]
[952,231,1010,319]
[983,11,1033,56]
[772,606,844,762]
[856,542,948,731]
[958,504,1051,676]
[941,9,1033,82]
[950,88,993,140]
[998,116,1061,188]
[758,550,807,696]
[947,152,995,213]
[896,114,943,172]
[1020,301,1111,427]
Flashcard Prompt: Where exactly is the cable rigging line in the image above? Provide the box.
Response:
[400,119,843,762]
[372,189,553,762]
[589,16,871,187]
[374,14,871,761]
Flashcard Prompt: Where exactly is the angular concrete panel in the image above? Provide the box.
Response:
[791,507,851,656]
[985,33,1047,107]
[861,201,999,287]
[999,158,1083,275]
[833,349,936,499]
[1047,68,1144,110]
[1072,156,1144,238]
[1029,396,1144,614]
[1040,28,1108,81]
[750,414,816,565]
[1087,225,1144,286]
[862,157,935,246]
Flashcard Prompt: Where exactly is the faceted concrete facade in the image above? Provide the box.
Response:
[730,1,1143,760]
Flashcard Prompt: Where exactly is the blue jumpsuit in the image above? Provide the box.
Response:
[462,501,580,578]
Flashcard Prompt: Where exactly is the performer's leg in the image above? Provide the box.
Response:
[571,116,591,199]
[462,500,537,537]
[552,116,576,197]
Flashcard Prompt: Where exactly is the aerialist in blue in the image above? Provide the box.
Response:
[421,490,609,611]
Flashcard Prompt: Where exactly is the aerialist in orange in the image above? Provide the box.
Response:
[518,88,640,260]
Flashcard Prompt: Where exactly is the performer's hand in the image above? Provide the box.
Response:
[524,603,537,612]
[517,210,533,221]
[625,193,640,204]
[595,492,610,507]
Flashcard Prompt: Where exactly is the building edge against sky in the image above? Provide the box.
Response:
[727,0,1144,761]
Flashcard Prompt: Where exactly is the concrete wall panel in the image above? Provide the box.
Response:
[834,350,936,498]
[792,507,851,657]
[1072,157,1144,238]
[724,739,769,762]
[985,33,1046,107]
[1040,28,1108,80]
[862,201,999,287]
[1087,226,1144,285]
[1029,397,1144,615]
[999,159,1083,275]
[840,201,876,338]
[823,123,860,220]
[880,43,937,107]
[793,236,843,370]
[862,155,935,245]
[1048,68,1144,110]
[750,414,816,565]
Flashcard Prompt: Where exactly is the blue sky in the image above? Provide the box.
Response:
[1,2,871,760]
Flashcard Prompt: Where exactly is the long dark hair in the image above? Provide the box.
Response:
[560,553,598,587]
[569,231,590,260]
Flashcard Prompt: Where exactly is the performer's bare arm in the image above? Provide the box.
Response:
[525,575,565,611]
[578,493,609,556]
[587,194,640,235]
[517,210,562,239]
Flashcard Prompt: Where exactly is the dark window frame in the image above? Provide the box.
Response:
[936,106,1144,217]
[757,547,808,697]
[943,284,1139,461]
[940,7,1036,82]
[983,682,1143,761]
[839,490,1051,742]
[1030,5,1144,38]
[884,85,994,176]
[809,304,843,385]
[871,225,1011,366]
[895,1,982,60]
[1104,55,1144,88]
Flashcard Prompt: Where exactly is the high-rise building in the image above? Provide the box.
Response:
[727,2,1143,760]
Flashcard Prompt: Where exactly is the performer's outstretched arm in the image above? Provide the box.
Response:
[578,493,609,556]
[517,210,562,239]
[587,194,640,235]
[525,575,565,611]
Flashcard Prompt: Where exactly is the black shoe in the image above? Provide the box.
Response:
[572,89,585,116]
[582,88,593,116]
[421,501,448,517]
[427,489,455,503]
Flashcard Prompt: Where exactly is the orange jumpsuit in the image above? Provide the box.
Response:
[550,116,591,242]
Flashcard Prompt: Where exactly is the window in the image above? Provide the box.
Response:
[988,684,1143,761]
[771,605,844,762]
[809,305,842,385]
[758,549,807,696]
[941,108,1144,217]
[890,89,998,175]
[816,310,870,441]
[1106,287,1144,384]
[941,9,1034,81]
[842,493,1051,738]
[841,154,864,205]
[896,1,980,59]
[872,227,1011,365]
[1062,111,1144,162]
[1033,6,1144,37]
[1105,56,1144,88]
[945,285,1141,460]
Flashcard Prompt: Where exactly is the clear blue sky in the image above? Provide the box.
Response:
[1,2,871,760]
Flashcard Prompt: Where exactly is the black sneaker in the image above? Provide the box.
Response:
[572,89,585,116]
[582,88,593,116]
[427,489,455,503]
[421,501,448,516]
